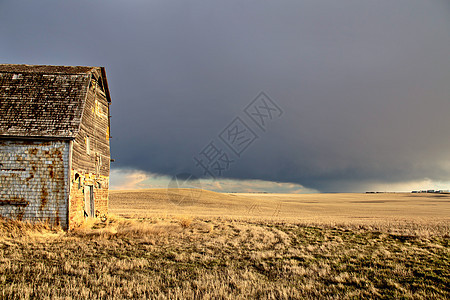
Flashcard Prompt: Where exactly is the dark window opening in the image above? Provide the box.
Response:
[74,173,81,189]
[90,75,105,93]
[98,77,104,91]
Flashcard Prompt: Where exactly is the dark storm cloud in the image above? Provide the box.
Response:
[1,0,450,191]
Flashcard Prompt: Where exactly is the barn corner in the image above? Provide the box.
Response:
[0,64,112,230]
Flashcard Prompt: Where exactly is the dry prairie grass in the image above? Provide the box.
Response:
[110,189,450,225]
[0,190,449,299]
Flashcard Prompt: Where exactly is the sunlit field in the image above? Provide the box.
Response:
[110,189,449,235]
[0,190,448,299]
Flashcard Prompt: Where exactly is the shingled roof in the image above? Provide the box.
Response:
[0,64,110,139]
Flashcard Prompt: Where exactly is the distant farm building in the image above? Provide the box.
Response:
[0,64,112,230]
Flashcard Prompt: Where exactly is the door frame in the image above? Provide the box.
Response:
[84,185,95,218]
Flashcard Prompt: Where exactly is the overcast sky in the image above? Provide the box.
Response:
[1,1,450,192]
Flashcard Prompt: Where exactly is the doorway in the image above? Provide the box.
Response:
[84,185,95,217]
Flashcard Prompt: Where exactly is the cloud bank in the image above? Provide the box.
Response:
[110,168,318,194]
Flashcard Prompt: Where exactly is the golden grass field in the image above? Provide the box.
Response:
[0,189,449,299]
[110,189,449,235]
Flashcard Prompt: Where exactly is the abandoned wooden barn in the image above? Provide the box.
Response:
[0,64,112,230]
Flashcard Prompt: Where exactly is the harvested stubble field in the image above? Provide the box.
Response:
[0,190,449,299]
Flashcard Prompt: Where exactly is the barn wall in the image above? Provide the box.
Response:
[72,72,110,176]
[68,170,109,228]
[69,70,110,227]
[0,140,69,229]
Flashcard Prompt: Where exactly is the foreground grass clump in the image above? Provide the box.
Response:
[0,216,448,299]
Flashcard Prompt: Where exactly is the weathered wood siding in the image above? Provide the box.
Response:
[0,140,70,229]
[69,69,110,227]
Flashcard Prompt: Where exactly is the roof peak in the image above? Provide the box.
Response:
[0,64,100,75]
